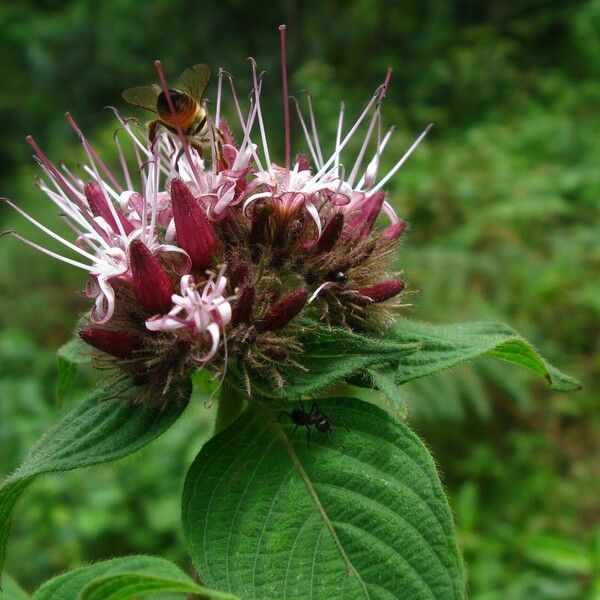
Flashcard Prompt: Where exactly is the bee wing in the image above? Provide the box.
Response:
[179,64,211,102]
[121,84,161,113]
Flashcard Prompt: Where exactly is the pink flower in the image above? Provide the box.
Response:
[146,269,235,363]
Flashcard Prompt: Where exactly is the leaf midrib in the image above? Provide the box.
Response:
[254,400,372,600]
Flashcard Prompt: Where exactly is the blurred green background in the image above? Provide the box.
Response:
[0,1,599,598]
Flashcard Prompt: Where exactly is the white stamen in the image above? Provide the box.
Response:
[250,59,271,167]
[311,86,382,183]
[372,124,433,192]
[215,68,224,128]
[335,102,345,172]
[114,130,134,191]
[304,92,324,167]
[348,102,382,187]
[3,199,97,262]
[356,125,394,190]
[4,231,91,270]
[291,97,321,169]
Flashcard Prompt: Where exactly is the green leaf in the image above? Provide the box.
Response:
[229,322,420,399]
[0,380,191,577]
[364,367,408,418]
[183,397,466,599]
[31,555,238,600]
[1,573,30,598]
[390,320,581,392]
[55,336,91,404]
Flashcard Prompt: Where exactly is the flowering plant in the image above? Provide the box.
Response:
[0,27,579,599]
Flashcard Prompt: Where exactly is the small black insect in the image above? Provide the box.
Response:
[278,402,346,448]
[331,271,348,284]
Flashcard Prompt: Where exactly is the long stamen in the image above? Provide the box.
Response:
[279,24,291,171]
[249,58,271,167]
[232,98,262,170]
[290,96,320,168]
[2,231,91,271]
[347,104,381,187]
[2,198,97,262]
[335,101,345,172]
[107,108,157,163]
[60,161,84,190]
[114,129,134,190]
[154,60,202,189]
[381,67,393,99]
[215,68,224,128]
[149,153,160,241]
[65,113,123,192]
[59,215,104,254]
[310,84,384,183]
[26,136,81,203]
[222,71,264,170]
[372,124,433,192]
[303,91,324,166]
[81,164,120,201]
[35,177,108,247]
[348,69,392,187]
[67,115,128,242]
[30,143,111,244]
[356,125,394,189]
[207,113,218,176]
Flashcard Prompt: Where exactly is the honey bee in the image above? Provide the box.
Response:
[122,64,222,162]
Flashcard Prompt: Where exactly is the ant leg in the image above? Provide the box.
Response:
[289,425,299,441]
[278,411,293,422]
[326,429,346,453]
[320,407,350,433]
[306,426,311,448]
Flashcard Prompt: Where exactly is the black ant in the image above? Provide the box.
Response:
[278,401,347,448]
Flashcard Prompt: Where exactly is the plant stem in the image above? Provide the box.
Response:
[214,382,247,433]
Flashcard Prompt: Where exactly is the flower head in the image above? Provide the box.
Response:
[3,30,429,399]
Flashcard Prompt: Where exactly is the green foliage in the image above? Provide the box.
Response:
[183,397,465,599]
[0,0,597,597]
[55,336,90,404]
[390,319,580,391]
[0,381,191,576]
[32,555,237,600]
[229,321,419,399]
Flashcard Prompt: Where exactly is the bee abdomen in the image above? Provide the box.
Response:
[157,89,198,130]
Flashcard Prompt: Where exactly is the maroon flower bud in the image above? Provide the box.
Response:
[356,280,405,303]
[79,327,141,359]
[170,179,217,270]
[129,239,173,313]
[229,262,250,290]
[381,220,407,243]
[345,191,385,239]
[231,284,256,325]
[258,289,308,331]
[315,212,344,253]
[84,182,134,235]
[264,346,288,361]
